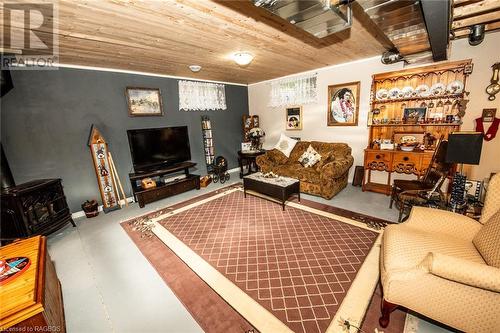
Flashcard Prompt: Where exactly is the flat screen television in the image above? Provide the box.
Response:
[127,126,191,172]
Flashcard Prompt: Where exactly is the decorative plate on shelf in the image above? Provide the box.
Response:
[415,84,430,97]
[446,80,464,94]
[388,88,401,99]
[376,88,388,100]
[402,86,414,98]
[430,83,446,96]
[400,135,418,144]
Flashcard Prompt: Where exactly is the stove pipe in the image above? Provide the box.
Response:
[1,143,15,190]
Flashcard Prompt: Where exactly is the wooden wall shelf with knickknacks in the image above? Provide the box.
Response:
[363,59,472,195]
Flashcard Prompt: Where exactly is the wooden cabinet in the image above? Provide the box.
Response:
[364,151,392,171]
[363,149,434,194]
[363,59,472,194]
[0,236,66,332]
[129,162,200,208]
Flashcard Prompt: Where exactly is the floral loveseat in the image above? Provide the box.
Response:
[256,141,353,199]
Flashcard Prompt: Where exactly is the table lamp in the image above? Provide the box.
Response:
[445,132,483,209]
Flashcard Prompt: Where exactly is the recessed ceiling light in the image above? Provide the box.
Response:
[188,65,202,72]
[232,52,254,66]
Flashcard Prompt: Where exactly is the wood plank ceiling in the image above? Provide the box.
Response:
[1,0,392,84]
[452,0,500,38]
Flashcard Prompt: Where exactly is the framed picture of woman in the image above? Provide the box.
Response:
[286,106,302,130]
[327,81,360,126]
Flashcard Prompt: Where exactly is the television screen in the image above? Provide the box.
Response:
[127,126,191,172]
[1,69,14,97]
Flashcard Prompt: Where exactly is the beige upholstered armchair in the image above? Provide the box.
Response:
[380,173,500,332]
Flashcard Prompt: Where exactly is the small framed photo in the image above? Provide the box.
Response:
[403,107,426,123]
[482,108,497,122]
[464,63,474,75]
[327,81,360,126]
[286,106,302,130]
[126,87,163,116]
[241,142,252,151]
[244,116,252,128]
[252,116,259,127]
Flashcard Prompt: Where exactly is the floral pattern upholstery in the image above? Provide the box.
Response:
[256,141,353,199]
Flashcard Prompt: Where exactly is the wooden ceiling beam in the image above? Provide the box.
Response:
[452,10,500,29]
[453,0,500,19]
[453,0,483,7]
[453,20,500,36]
[421,0,451,61]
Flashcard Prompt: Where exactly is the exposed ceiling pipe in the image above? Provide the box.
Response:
[380,50,404,65]
[469,24,485,46]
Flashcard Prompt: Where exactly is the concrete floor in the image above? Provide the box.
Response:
[47,172,446,332]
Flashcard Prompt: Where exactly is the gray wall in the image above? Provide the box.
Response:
[1,68,248,212]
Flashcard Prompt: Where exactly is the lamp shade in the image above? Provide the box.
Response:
[445,132,483,165]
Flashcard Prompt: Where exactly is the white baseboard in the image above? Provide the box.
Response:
[228,167,240,174]
[72,170,241,219]
[71,197,134,219]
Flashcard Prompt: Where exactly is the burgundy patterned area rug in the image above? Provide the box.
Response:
[124,188,384,333]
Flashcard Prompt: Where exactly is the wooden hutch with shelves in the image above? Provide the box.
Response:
[363,59,472,195]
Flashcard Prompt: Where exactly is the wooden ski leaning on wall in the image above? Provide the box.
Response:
[87,125,122,212]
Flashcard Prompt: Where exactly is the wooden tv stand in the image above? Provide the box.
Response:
[129,162,200,208]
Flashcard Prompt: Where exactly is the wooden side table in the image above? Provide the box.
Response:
[0,236,66,332]
[238,150,265,179]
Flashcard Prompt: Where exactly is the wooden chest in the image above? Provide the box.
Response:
[0,236,66,332]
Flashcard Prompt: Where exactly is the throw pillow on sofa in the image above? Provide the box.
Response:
[267,149,288,164]
[273,133,298,158]
[298,145,322,168]
[315,151,335,171]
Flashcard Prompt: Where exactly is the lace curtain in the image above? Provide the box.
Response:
[179,80,227,111]
[269,74,317,107]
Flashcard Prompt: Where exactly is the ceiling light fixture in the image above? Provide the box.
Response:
[188,65,202,72]
[232,52,254,66]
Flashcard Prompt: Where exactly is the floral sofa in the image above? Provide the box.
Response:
[256,141,354,199]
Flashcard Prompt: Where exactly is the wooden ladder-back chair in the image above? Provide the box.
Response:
[390,138,453,222]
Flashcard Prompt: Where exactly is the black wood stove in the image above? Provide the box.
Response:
[1,179,75,242]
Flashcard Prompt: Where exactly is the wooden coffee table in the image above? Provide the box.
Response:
[243,172,300,210]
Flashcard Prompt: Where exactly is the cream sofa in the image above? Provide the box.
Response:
[380,174,500,332]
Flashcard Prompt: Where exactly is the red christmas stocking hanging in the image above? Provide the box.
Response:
[475,117,499,141]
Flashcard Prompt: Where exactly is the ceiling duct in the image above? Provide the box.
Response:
[251,0,353,38]
[357,0,432,58]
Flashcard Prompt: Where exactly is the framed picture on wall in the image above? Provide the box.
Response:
[482,108,497,122]
[126,87,164,116]
[286,106,302,130]
[327,81,360,126]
